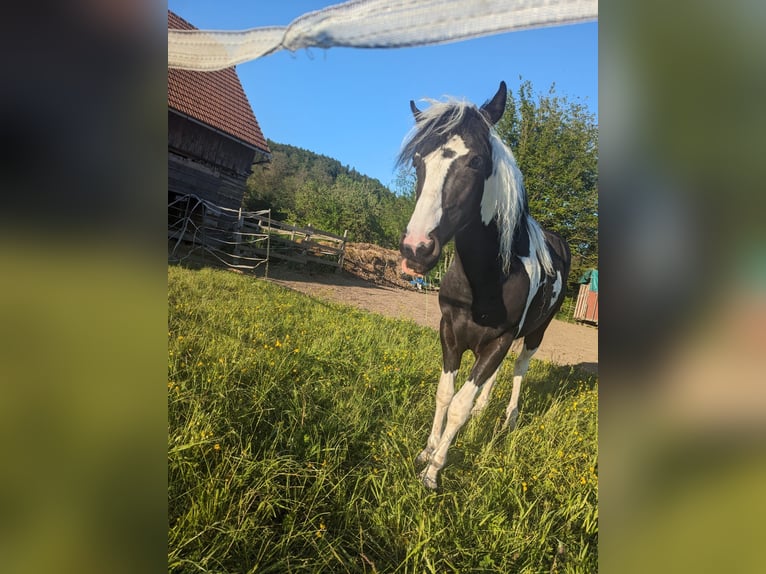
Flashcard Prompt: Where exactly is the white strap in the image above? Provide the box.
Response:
[169,0,597,71]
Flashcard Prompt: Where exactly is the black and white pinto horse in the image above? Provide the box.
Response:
[398,82,571,489]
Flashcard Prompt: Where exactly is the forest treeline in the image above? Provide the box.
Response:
[244,141,413,249]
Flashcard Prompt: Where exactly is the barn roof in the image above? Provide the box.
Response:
[168,10,270,155]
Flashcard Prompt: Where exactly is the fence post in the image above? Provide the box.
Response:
[337,229,348,271]
[265,209,271,279]
[301,225,312,258]
[233,207,244,264]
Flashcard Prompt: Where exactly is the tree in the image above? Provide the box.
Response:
[292,174,384,241]
[245,140,415,248]
[495,80,598,288]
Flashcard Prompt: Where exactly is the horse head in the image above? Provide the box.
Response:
[399,82,507,276]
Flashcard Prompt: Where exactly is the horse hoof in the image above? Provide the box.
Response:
[414,449,431,467]
[503,410,519,431]
[419,469,439,490]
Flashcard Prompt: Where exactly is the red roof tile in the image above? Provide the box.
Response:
[168,11,270,154]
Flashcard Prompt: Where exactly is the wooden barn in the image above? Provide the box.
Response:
[167,10,270,210]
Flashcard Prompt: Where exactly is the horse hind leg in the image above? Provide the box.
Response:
[415,370,455,466]
[503,343,538,430]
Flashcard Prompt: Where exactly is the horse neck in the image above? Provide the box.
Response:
[453,214,505,283]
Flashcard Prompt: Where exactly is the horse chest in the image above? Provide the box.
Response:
[440,261,532,330]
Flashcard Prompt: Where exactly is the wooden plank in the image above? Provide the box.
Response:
[573,284,598,324]
[239,221,265,233]
[261,219,347,242]
[301,240,342,254]
[267,252,307,265]
[573,284,587,320]
[303,253,341,267]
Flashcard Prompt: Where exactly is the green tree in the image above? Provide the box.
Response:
[495,80,598,288]
[377,165,416,247]
[292,174,385,241]
[245,140,414,248]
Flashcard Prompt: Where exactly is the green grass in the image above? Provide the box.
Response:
[553,295,578,324]
[168,265,598,573]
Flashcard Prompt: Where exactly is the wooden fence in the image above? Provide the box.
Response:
[168,194,347,274]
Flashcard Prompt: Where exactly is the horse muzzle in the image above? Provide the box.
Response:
[400,232,442,275]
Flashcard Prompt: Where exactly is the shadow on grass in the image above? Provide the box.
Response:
[574,361,598,374]
[442,359,598,469]
[516,359,598,419]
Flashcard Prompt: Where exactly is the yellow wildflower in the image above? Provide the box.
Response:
[316,520,326,538]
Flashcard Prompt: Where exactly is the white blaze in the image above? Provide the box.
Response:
[405,135,470,240]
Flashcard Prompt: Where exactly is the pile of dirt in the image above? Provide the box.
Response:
[342,242,413,289]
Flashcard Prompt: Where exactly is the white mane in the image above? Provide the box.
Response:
[482,130,554,276]
[397,99,483,167]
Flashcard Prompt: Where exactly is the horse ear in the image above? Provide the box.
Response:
[410,100,423,122]
[480,81,507,124]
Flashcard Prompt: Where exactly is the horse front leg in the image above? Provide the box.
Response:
[420,336,513,489]
[416,318,461,468]
[420,377,480,489]
[415,370,455,466]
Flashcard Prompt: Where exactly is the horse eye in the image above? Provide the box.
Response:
[468,156,483,169]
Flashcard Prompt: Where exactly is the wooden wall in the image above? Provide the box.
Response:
[168,111,266,210]
[168,111,257,175]
[573,284,599,325]
[169,152,248,210]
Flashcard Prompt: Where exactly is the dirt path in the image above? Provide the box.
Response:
[263,265,598,374]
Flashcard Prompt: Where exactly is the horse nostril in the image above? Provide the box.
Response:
[402,233,434,258]
[417,238,435,257]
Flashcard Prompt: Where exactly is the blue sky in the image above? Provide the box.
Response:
[168,1,597,189]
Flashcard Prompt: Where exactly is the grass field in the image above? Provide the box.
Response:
[168,265,598,573]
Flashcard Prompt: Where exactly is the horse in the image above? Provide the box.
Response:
[398,81,571,489]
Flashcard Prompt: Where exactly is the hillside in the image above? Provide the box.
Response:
[248,140,389,198]
[245,140,414,249]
